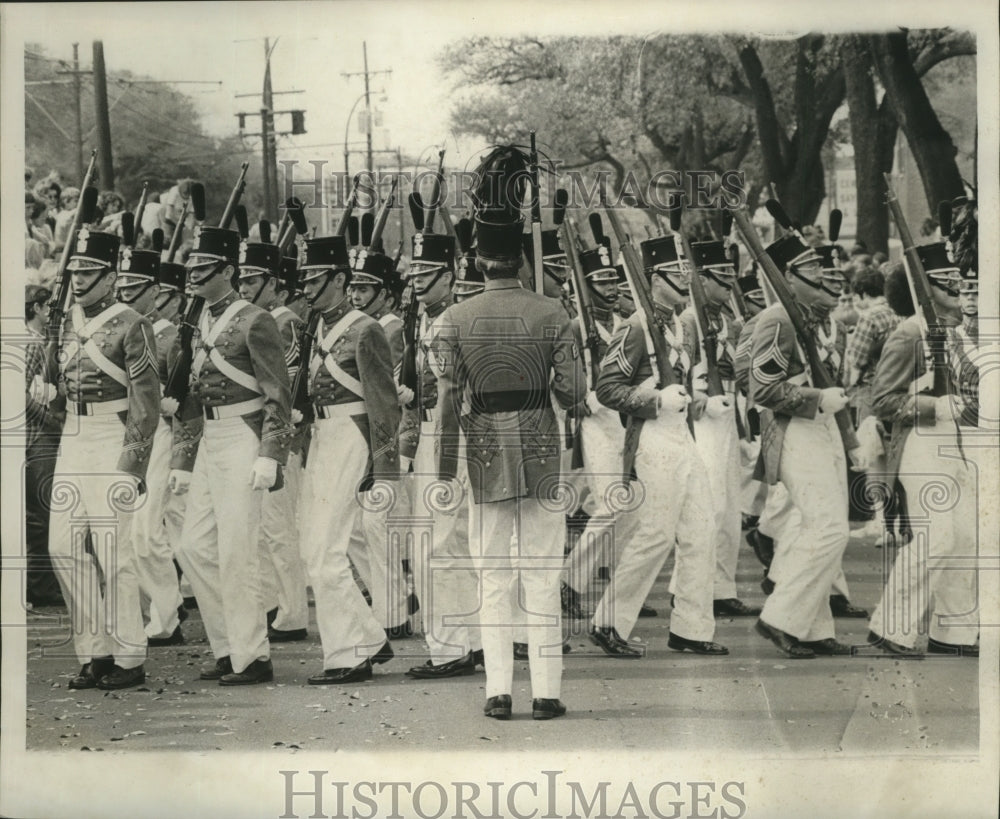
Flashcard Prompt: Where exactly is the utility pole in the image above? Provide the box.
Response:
[56,43,92,181]
[342,41,392,182]
[92,40,114,189]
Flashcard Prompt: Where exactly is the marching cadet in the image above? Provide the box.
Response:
[235,225,310,643]
[434,199,587,721]
[168,224,293,685]
[590,235,727,659]
[751,233,853,659]
[296,234,400,684]
[867,245,979,657]
[403,230,484,680]
[114,224,187,647]
[50,226,160,690]
[681,240,761,618]
[346,247,412,640]
[560,243,626,620]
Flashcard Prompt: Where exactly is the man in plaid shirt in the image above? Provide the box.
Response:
[844,268,900,423]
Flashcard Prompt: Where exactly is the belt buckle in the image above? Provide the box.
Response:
[74,401,90,416]
[205,405,221,421]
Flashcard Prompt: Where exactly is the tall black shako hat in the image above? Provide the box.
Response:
[690,240,736,275]
[158,261,187,292]
[239,221,282,280]
[470,145,529,264]
[299,235,351,282]
[349,247,395,288]
[187,225,240,268]
[521,229,565,266]
[410,232,455,274]
[640,235,683,273]
[68,227,120,271]
[764,234,820,273]
[279,256,299,294]
[579,244,619,283]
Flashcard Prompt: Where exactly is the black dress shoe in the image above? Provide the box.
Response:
[385,622,413,640]
[370,640,394,665]
[560,583,589,619]
[199,656,233,681]
[638,604,658,618]
[407,592,420,615]
[667,632,729,655]
[532,698,567,720]
[473,649,485,667]
[68,657,115,690]
[177,605,190,624]
[926,637,979,658]
[406,651,476,679]
[148,625,185,647]
[589,626,644,658]
[97,664,146,690]
[742,514,760,531]
[484,694,512,720]
[268,626,308,642]
[829,594,869,619]
[866,631,923,658]
[513,642,529,661]
[308,660,373,685]
[746,528,774,568]
[182,596,198,610]
[266,607,278,626]
[755,619,815,659]
[596,566,610,581]
[219,658,274,686]
[800,638,853,655]
[714,598,762,617]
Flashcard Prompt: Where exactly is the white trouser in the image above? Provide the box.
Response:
[347,480,409,630]
[563,407,626,594]
[299,418,387,669]
[49,413,146,668]
[739,437,768,516]
[134,417,183,639]
[259,450,308,631]
[593,413,716,641]
[691,407,742,600]
[175,416,268,673]
[760,413,849,641]
[470,496,564,699]
[410,419,480,664]
[869,421,979,647]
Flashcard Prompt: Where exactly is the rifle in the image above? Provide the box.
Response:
[48,151,98,333]
[132,182,149,243]
[278,197,308,256]
[425,150,445,234]
[368,176,398,250]
[165,198,189,262]
[335,175,361,236]
[528,131,544,294]
[731,205,859,455]
[601,194,676,388]
[564,217,600,389]
[219,162,249,230]
[671,203,725,398]
[399,284,420,409]
[883,173,950,397]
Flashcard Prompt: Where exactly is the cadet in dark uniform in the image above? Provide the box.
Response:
[434,208,587,720]
[297,235,400,684]
[590,235,727,659]
[236,226,311,643]
[168,225,293,685]
[50,227,161,690]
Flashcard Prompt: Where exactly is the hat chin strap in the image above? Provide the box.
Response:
[929,275,959,297]
[306,269,339,306]
[352,286,382,313]
[702,269,734,290]
[73,267,111,298]
[413,267,448,298]
[789,266,825,292]
[190,260,225,288]
[655,270,688,297]
[117,279,155,305]
[587,280,619,306]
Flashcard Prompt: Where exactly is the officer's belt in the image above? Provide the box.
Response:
[68,397,129,416]
[203,396,265,420]
[468,389,549,414]
[314,401,366,419]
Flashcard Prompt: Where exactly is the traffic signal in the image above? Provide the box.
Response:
[291,110,306,135]
[237,113,246,130]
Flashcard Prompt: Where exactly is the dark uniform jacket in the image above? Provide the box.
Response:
[171,291,293,471]
[434,278,586,503]
[58,295,160,480]
[595,302,693,482]
[747,301,846,484]
[308,300,400,483]
[399,297,450,462]
[871,314,975,483]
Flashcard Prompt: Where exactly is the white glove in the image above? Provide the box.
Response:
[291,408,304,425]
[160,396,179,417]
[818,387,849,414]
[396,383,415,406]
[659,383,691,414]
[250,456,278,491]
[704,394,732,419]
[30,375,57,405]
[585,391,602,414]
[168,469,192,495]
[934,394,963,423]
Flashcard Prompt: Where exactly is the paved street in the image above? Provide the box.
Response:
[22,525,978,754]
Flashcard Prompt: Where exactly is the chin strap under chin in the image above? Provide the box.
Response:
[353,287,382,313]
[74,268,111,298]
[118,280,156,305]
[413,267,447,298]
